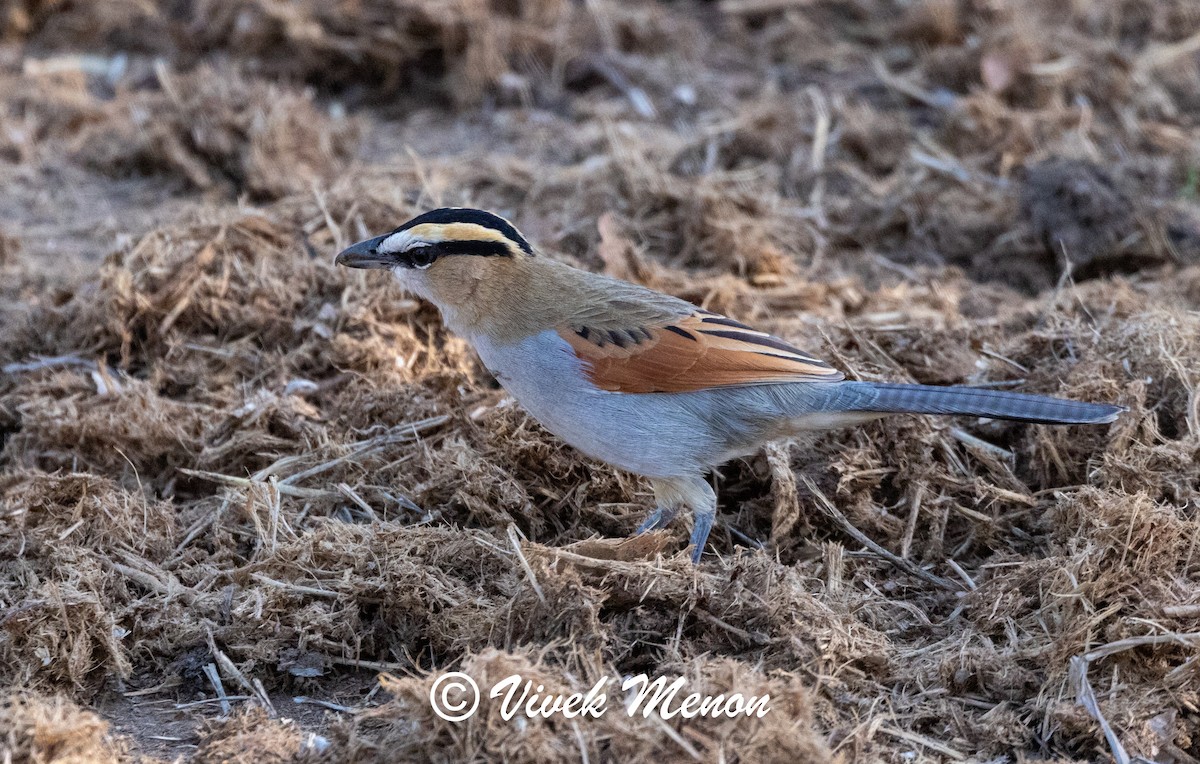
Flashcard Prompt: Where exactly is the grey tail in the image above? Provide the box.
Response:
[844,382,1124,425]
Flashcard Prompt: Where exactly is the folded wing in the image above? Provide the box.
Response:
[558,311,843,393]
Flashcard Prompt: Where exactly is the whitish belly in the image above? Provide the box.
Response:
[468,331,726,478]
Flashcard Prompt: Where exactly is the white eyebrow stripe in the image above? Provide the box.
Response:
[377,230,417,254]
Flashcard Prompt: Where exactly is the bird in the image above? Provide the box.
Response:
[335,207,1123,562]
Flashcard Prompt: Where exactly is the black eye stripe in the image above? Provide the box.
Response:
[396,239,514,267]
[434,240,513,258]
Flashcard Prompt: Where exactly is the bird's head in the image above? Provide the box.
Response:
[335,207,532,272]
[335,207,564,336]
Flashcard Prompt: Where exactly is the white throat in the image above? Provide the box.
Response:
[389,267,471,336]
[389,266,433,300]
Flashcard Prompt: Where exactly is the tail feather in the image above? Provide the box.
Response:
[845,382,1123,425]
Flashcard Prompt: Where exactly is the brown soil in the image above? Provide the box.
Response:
[2,1,1199,762]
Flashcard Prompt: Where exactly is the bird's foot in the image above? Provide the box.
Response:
[689,508,715,564]
[636,505,679,534]
[648,475,718,564]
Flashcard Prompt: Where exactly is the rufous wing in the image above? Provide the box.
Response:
[558,312,843,393]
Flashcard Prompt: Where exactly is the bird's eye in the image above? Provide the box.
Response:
[407,246,438,269]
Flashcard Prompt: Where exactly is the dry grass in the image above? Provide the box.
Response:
[2,0,1199,761]
[1,692,125,764]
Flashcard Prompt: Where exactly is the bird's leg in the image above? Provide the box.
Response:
[648,476,718,563]
[636,504,679,533]
[689,514,715,564]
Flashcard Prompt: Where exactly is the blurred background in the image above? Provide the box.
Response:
[4,0,1197,288]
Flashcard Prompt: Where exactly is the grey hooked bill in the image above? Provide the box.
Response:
[335,235,392,269]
